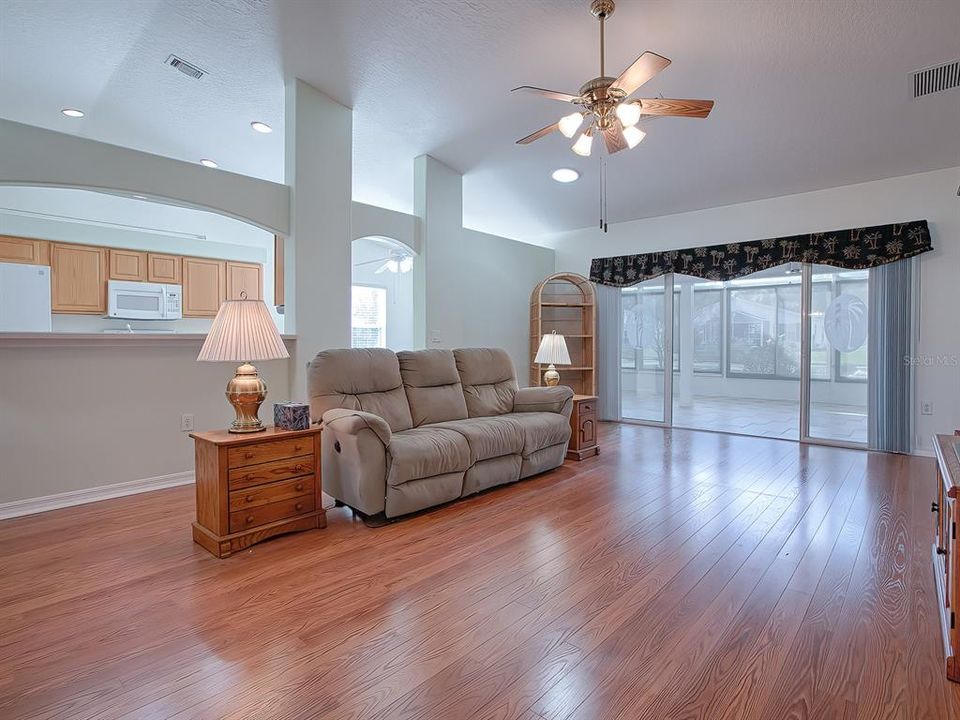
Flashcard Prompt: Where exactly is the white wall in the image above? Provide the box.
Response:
[415,155,556,381]
[0,339,290,505]
[352,237,415,351]
[0,186,280,332]
[544,166,960,453]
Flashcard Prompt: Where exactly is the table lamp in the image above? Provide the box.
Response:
[534,330,571,386]
[197,296,289,433]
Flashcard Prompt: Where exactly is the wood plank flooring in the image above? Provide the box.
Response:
[1,423,957,719]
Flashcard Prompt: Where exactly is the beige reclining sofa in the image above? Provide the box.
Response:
[308,347,574,519]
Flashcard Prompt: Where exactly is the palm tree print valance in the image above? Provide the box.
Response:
[590,219,932,287]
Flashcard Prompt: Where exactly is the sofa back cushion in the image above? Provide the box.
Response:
[454,348,518,417]
[308,348,413,432]
[398,349,469,426]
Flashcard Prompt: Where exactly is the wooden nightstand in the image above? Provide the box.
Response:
[567,394,599,460]
[190,426,325,558]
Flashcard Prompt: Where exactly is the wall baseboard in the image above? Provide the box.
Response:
[0,471,195,521]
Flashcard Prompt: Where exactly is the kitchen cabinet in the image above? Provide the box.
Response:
[0,236,49,266]
[147,253,182,284]
[51,243,108,314]
[226,261,263,301]
[109,249,148,281]
[183,257,226,317]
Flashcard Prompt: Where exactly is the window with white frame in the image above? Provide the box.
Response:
[351,285,387,348]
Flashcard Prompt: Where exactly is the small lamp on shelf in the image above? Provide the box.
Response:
[197,294,289,433]
[534,330,571,387]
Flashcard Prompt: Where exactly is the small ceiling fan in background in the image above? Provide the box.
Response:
[354,248,414,274]
[513,0,715,229]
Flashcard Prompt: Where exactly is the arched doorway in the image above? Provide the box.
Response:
[351,236,416,351]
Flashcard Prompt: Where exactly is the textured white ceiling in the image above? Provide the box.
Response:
[1,0,958,241]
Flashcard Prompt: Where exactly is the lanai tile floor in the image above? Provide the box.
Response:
[622,392,867,443]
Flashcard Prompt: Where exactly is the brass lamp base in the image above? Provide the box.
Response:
[226,362,268,433]
[543,364,561,386]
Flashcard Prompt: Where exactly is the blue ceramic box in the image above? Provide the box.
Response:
[273,402,311,431]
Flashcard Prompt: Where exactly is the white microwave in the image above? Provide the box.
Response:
[107,280,182,320]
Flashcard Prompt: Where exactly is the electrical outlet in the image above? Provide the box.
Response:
[180,413,195,432]
[921,401,934,416]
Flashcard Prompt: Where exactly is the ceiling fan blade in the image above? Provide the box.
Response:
[602,125,628,155]
[511,86,579,103]
[516,122,560,145]
[610,51,671,97]
[354,256,390,267]
[636,98,715,118]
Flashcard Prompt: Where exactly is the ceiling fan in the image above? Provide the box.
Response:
[354,248,414,274]
[513,0,714,158]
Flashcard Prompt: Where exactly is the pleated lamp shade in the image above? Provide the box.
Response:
[534,331,571,366]
[197,299,289,363]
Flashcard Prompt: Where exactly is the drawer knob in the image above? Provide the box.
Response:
[295,502,304,512]
[245,515,254,524]
[294,464,303,473]
[244,452,254,460]
[245,495,254,503]
[295,483,304,492]
[932,501,939,513]
[294,444,303,452]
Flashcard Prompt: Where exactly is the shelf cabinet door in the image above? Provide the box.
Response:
[147,253,182,284]
[183,257,226,317]
[0,235,49,265]
[51,243,108,314]
[109,249,148,281]
[226,261,262,301]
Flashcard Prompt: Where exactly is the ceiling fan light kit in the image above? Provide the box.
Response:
[512,0,714,229]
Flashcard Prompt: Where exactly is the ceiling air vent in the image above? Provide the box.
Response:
[165,54,206,80]
[912,59,959,98]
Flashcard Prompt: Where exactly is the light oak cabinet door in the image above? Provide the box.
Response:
[109,249,148,281]
[147,253,182,284]
[51,243,108,314]
[226,261,263,301]
[0,235,49,265]
[183,257,226,317]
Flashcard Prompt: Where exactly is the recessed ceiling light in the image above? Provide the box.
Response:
[552,168,580,183]
[132,195,147,200]
[61,108,84,118]
[199,159,218,168]
[250,121,273,134]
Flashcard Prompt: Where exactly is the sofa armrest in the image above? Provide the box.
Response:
[512,386,575,418]
[321,408,392,446]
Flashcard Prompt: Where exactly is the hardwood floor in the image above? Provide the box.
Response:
[1,423,957,719]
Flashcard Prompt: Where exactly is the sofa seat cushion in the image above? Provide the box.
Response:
[431,416,524,464]
[386,427,470,486]
[503,412,571,457]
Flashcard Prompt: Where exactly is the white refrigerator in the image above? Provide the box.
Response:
[0,262,52,331]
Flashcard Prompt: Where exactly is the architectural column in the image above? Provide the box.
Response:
[413,155,465,350]
[284,79,352,399]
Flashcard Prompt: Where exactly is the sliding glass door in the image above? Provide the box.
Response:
[619,265,870,447]
[620,276,673,423]
[805,265,869,445]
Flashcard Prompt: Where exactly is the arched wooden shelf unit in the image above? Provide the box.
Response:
[530,272,596,395]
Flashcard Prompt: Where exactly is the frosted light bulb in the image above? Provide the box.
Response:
[623,125,646,149]
[616,102,642,127]
[571,131,593,157]
[558,112,584,138]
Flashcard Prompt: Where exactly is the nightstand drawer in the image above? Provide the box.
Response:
[227,437,313,469]
[230,494,316,533]
[229,476,314,512]
[579,401,595,414]
[228,454,315,490]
